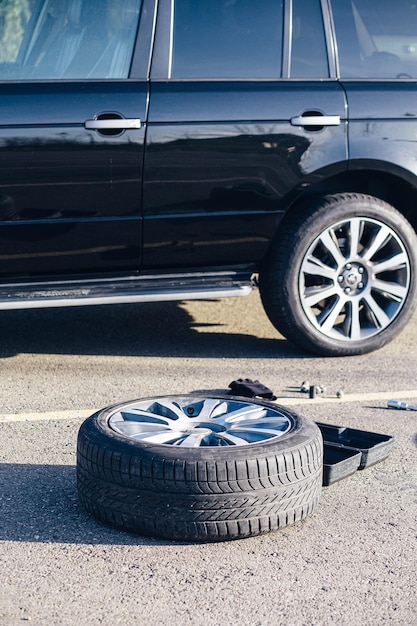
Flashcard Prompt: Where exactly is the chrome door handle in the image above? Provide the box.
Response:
[85,118,142,130]
[291,115,341,127]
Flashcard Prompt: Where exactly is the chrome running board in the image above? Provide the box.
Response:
[0,271,253,310]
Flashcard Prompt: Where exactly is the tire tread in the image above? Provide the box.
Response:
[77,412,323,541]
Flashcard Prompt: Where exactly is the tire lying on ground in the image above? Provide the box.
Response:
[76,395,323,542]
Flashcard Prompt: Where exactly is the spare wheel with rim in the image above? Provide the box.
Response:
[77,395,323,542]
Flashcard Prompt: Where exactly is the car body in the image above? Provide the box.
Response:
[1,0,417,355]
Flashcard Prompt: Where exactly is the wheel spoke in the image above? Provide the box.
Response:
[197,399,228,420]
[361,224,391,261]
[362,293,390,328]
[112,420,171,437]
[229,415,290,429]
[319,296,347,333]
[232,426,291,439]
[221,405,268,424]
[302,257,338,281]
[120,409,173,427]
[348,299,361,340]
[348,218,362,258]
[372,279,408,301]
[303,284,340,308]
[153,401,191,421]
[319,229,346,266]
[129,430,185,445]
[372,251,408,275]
[122,405,183,424]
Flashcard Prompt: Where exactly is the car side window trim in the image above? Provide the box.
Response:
[168,0,175,79]
[150,0,173,79]
[130,0,159,79]
[151,0,335,82]
[321,0,338,78]
[282,0,292,78]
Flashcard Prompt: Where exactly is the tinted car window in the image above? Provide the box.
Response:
[291,0,329,78]
[332,0,417,78]
[170,0,284,79]
[0,0,142,80]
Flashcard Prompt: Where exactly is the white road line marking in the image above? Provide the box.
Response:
[1,389,417,422]
[275,389,417,407]
[0,409,95,423]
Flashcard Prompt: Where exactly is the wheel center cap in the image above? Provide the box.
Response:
[338,263,366,293]
[346,272,359,286]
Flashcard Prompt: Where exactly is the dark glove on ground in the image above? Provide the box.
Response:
[228,378,276,400]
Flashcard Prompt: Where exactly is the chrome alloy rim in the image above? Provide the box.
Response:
[108,396,293,447]
[299,217,411,342]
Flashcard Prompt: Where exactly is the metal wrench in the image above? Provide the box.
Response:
[387,400,417,411]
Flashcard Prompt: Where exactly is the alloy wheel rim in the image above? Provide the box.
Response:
[108,396,293,447]
[299,216,411,342]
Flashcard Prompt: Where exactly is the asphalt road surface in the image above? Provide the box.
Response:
[1,290,416,625]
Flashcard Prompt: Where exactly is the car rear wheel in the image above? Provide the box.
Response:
[77,395,323,542]
[260,193,417,356]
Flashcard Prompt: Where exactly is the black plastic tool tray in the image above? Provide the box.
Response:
[317,422,395,486]
[322,444,362,486]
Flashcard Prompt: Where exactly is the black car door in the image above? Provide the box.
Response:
[330,0,417,183]
[143,0,348,271]
[0,0,154,278]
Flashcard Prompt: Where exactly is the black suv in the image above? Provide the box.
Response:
[1,0,417,356]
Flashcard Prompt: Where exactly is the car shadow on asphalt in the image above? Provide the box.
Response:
[0,462,172,546]
[0,302,307,359]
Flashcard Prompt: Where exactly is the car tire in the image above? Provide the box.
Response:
[259,193,417,356]
[76,395,323,542]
